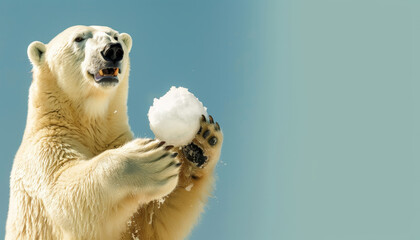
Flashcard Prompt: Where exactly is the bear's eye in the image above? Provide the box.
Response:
[114,36,118,41]
[74,37,84,42]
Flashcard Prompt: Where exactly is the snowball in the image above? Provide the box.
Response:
[148,86,208,146]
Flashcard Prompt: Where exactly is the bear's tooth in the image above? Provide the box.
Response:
[99,69,104,76]
[113,68,119,76]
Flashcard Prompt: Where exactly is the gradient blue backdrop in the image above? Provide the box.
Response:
[1,0,419,239]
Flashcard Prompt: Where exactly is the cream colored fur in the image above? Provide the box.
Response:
[6,25,222,240]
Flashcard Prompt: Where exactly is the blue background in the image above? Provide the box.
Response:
[0,0,419,239]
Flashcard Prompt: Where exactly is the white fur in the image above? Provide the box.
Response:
[7,25,222,240]
[27,41,46,66]
[7,25,179,240]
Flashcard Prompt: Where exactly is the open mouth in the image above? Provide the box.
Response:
[91,67,120,85]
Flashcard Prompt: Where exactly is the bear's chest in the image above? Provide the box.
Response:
[76,123,115,156]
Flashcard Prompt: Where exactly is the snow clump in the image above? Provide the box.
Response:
[148,86,208,146]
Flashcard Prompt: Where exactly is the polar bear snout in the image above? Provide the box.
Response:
[101,43,124,63]
[86,42,125,87]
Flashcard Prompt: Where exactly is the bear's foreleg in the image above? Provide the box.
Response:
[46,138,180,240]
[123,115,223,240]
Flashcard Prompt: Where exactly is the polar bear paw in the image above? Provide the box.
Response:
[115,139,181,198]
[182,115,223,169]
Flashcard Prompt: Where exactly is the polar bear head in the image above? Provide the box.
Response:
[27,25,133,116]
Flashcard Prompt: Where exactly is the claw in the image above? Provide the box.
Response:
[165,145,174,150]
[197,126,202,135]
[215,122,220,131]
[157,141,166,148]
[203,130,210,139]
[201,114,207,122]
[209,115,214,124]
[171,152,178,158]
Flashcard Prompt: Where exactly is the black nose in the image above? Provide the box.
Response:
[101,43,124,62]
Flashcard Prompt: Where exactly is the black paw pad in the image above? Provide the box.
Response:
[182,143,208,167]
[203,130,210,139]
[208,136,218,146]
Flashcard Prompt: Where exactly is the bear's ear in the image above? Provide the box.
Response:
[119,33,132,53]
[27,41,46,66]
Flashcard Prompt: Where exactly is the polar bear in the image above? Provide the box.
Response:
[6,25,223,240]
